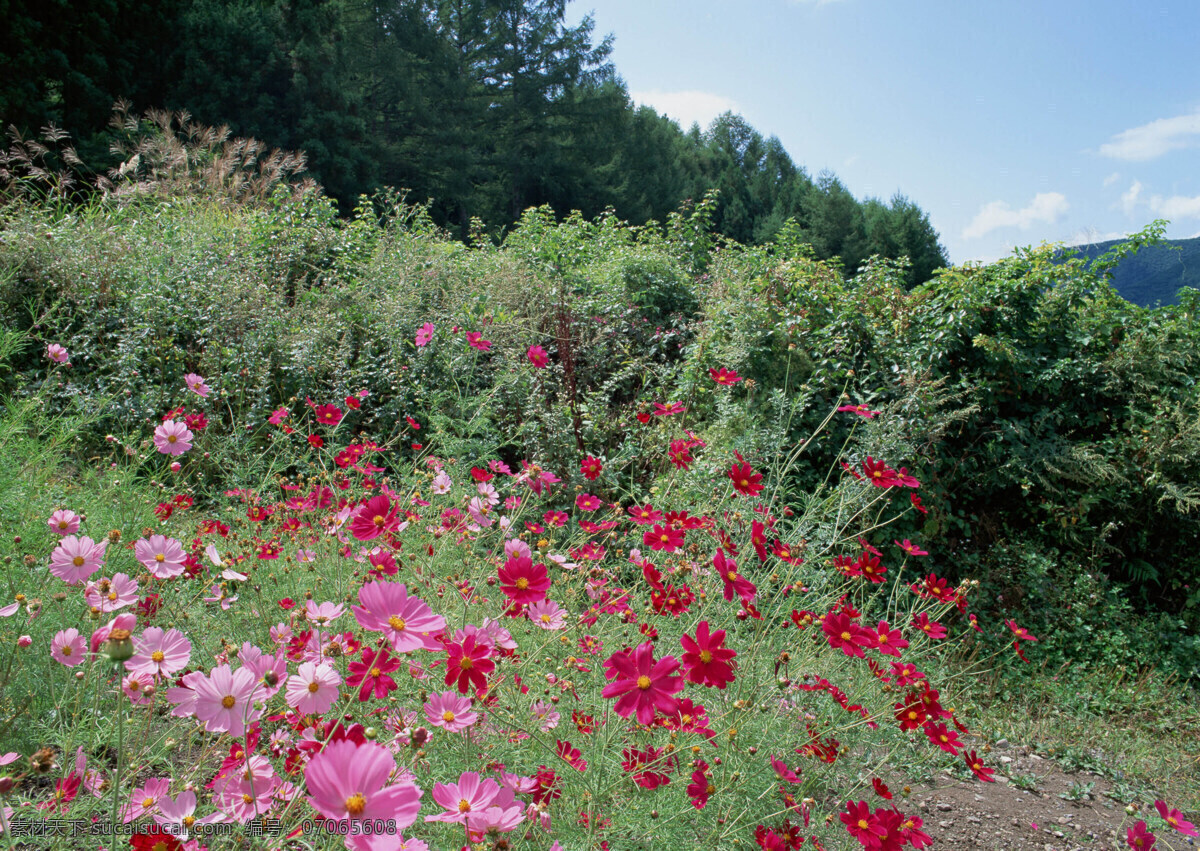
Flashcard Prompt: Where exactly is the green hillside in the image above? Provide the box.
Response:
[1063,234,1200,307]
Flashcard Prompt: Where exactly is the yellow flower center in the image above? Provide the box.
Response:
[152,650,165,662]
[458,799,471,813]
[62,646,73,656]
[155,554,165,563]
[858,818,869,829]
[308,681,320,693]
[73,556,85,567]
[699,650,713,663]
[442,710,456,723]
[516,578,529,590]
[107,592,118,601]
[242,793,254,804]
[142,796,155,807]
[841,631,852,641]
[221,695,236,709]
[58,521,69,529]
[460,657,474,670]
[387,616,407,631]
[373,515,386,527]
[182,816,195,828]
[345,793,366,816]
[167,435,177,443]
[636,675,652,690]
[540,614,551,623]
[370,667,382,678]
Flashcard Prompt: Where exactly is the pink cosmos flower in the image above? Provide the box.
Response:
[465,331,492,351]
[426,771,501,827]
[213,753,278,824]
[51,628,86,667]
[531,700,560,732]
[352,581,446,653]
[424,691,478,733]
[1127,820,1157,850]
[709,367,742,385]
[415,322,435,348]
[601,642,684,724]
[49,535,108,585]
[527,345,549,367]
[84,573,139,613]
[126,627,192,679]
[305,600,345,627]
[134,535,187,579]
[184,373,211,397]
[527,600,566,630]
[305,740,422,829]
[47,343,69,363]
[153,420,194,455]
[47,509,81,536]
[286,661,342,714]
[89,612,136,654]
[575,493,602,511]
[152,789,225,840]
[121,776,171,822]
[188,664,267,736]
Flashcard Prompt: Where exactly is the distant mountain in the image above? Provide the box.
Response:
[1060,236,1200,307]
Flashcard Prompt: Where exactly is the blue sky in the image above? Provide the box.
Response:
[566,0,1200,264]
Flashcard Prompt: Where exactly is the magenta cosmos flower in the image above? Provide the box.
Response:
[285,661,341,714]
[126,627,192,679]
[601,642,684,725]
[497,554,550,606]
[183,373,211,397]
[305,740,422,830]
[424,691,478,733]
[347,646,401,701]
[415,322,435,348]
[49,535,108,585]
[134,535,187,579]
[153,420,193,456]
[527,345,549,368]
[349,493,400,541]
[186,664,266,736]
[47,509,81,536]
[46,343,69,363]
[352,581,446,652]
[444,635,495,694]
[51,628,87,667]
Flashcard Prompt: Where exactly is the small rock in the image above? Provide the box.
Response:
[995,738,1011,749]
[995,776,1009,784]
[999,755,1014,764]
[936,803,952,812]
[974,795,986,802]
[938,820,952,829]
[967,816,982,824]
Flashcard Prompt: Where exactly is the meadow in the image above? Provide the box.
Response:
[0,131,1197,850]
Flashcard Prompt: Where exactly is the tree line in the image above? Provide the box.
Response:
[0,0,947,283]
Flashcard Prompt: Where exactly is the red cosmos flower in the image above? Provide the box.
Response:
[555,740,587,772]
[1128,821,1157,850]
[465,331,492,351]
[716,549,756,605]
[650,584,694,617]
[312,404,343,426]
[622,745,673,789]
[580,456,603,480]
[644,524,684,552]
[636,411,652,424]
[770,755,801,784]
[900,813,934,849]
[1156,800,1198,837]
[349,494,399,541]
[963,750,995,782]
[872,621,909,657]
[873,778,893,799]
[856,551,887,583]
[840,800,887,847]
[910,492,928,513]
[911,612,947,640]
[653,401,686,416]
[728,454,764,496]
[680,621,737,689]
[627,503,662,525]
[911,572,957,602]
[444,635,495,694]
[307,434,324,449]
[1005,620,1038,642]
[668,439,695,470]
[346,646,401,702]
[470,466,494,482]
[924,721,963,755]
[837,403,881,418]
[130,828,184,851]
[686,760,713,809]
[894,699,926,731]
[498,555,550,605]
[344,395,360,409]
[822,611,876,658]
[861,456,900,487]
[405,415,421,430]
[543,510,568,527]
[575,493,603,511]
[889,661,925,687]
[709,367,743,386]
[527,345,549,368]
[600,642,684,724]
[895,538,928,556]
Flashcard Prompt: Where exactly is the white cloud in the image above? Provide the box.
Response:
[1121,180,1143,216]
[1102,172,1121,187]
[1149,192,1200,220]
[1067,227,1128,246]
[631,89,739,131]
[962,192,1069,240]
[1099,109,1200,161]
